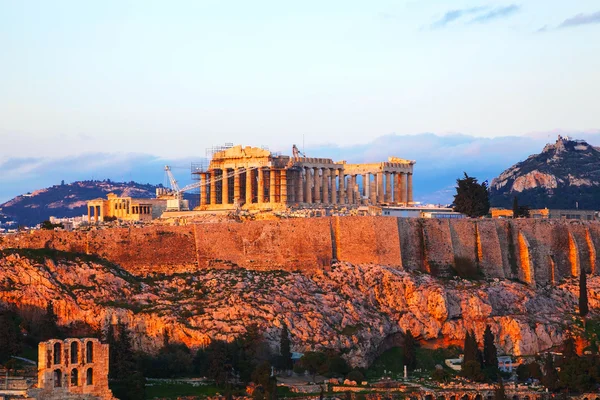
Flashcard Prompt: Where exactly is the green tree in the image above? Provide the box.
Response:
[403,330,417,371]
[37,301,61,341]
[105,321,145,400]
[280,322,292,371]
[483,326,498,368]
[40,220,63,230]
[542,354,558,392]
[0,310,23,363]
[562,335,577,362]
[295,352,327,382]
[579,271,589,318]
[453,173,490,218]
[512,196,519,218]
[494,379,507,400]
[251,360,277,400]
[462,331,484,381]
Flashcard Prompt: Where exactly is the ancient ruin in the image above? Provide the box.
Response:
[194,145,415,210]
[33,338,115,400]
[87,193,167,223]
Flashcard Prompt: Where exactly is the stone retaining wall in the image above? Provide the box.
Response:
[1,218,599,284]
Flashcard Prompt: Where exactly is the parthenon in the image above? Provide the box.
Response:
[194,145,415,210]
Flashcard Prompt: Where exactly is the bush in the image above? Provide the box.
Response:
[346,369,364,383]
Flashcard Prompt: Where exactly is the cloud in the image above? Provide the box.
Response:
[432,5,519,29]
[469,4,520,24]
[558,10,600,28]
[431,6,489,28]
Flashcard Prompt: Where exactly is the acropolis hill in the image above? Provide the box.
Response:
[1,217,599,366]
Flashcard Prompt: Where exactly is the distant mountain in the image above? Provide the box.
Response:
[0,180,163,227]
[489,136,600,210]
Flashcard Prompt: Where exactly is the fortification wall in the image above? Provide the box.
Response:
[1,218,600,284]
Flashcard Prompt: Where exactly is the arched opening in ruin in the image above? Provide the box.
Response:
[474,395,482,400]
[86,368,93,385]
[425,394,434,400]
[53,369,62,387]
[511,396,518,400]
[437,396,446,400]
[70,369,78,386]
[450,396,457,400]
[70,342,79,364]
[461,395,469,400]
[524,396,530,400]
[86,341,93,363]
[53,343,62,365]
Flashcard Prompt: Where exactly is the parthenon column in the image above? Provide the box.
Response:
[305,167,312,203]
[370,178,376,204]
[280,170,287,204]
[338,170,345,204]
[222,169,229,205]
[363,174,369,201]
[270,168,277,203]
[313,167,321,203]
[258,168,265,204]
[351,175,358,204]
[210,170,217,205]
[394,173,401,204]
[385,171,392,203]
[297,170,304,203]
[245,168,253,205]
[87,206,91,222]
[346,176,353,204]
[200,173,207,206]
[330,169,337,204]
[407,173,413,204]
[322,169,329,204]
[399,173,407,204]
[234,169,241,205]
[377,173,384,204]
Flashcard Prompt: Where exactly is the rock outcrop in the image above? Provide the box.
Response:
[490,136,600,209]
[0,248,595,366]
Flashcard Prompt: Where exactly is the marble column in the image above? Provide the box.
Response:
[305,167,312,203]
[351,175,358,204]
[200,173,207,206]
[346,175,353,204]
[280,170,287,204]
[222,169,229,205]
[385,171,392,203]
[234,169,241,205]
[407,173,413,204]
[297,169,304,203]
[210,170,217,205]
[363,174,369,201]
[377,172,384,204]
[338,171,345,204]
[398,173,407,204]
[270,168,277,203]
[245,168,253,205]
[322,169,329,204]
[330,169,337,204]
[258,168,265,204]
[313,167,321,203]
[394,173,401,204]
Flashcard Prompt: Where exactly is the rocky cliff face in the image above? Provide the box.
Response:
[490,136,600,209]
[0,248,594,366]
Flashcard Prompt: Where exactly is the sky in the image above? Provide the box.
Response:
[0,0,599,203]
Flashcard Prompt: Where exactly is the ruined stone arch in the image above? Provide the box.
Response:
[53,369,62,387]
[461,395,469,400]
[474,394,482,400]
[450,396,457,400]
[86,367,93,385]
[425,394,434,400]
[86,341,94,363]
[437,396,446,400]
[53,342,62,365]
[70,341,79,364]
[70,369,79,386]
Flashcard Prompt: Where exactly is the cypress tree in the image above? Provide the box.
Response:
[404,329,417,371]
[494,379,507,400]
[483,325,498,368]
[0,310,23,363]
[512,197,519,218]
[579,271,589,318]
[542,354,558,392]
[280,322,292,370]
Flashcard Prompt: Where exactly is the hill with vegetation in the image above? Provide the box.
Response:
[0,180,161,227]
[490,136,600,209]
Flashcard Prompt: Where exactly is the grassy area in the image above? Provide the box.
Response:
[144,382,229,399]
[366,346,461,379]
